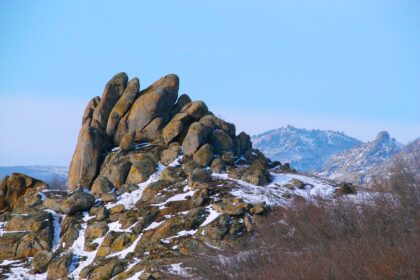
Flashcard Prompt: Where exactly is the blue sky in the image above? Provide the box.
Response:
[0,0,419,166]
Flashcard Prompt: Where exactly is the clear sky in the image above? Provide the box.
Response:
[0,0,419,166]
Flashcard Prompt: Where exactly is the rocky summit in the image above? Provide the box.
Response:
[68,72,269,190]
[0,73,355,279]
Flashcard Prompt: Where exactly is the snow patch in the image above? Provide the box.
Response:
[167,263,192,277]
[106,163,166,210]
[200,206,221,227]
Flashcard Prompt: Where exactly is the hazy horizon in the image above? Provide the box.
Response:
[1,0,419,165]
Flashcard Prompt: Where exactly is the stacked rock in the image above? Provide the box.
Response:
[68,73,272,191]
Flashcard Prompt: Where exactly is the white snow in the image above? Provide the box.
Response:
[107,234,143,259]
[161,229,197,243]
[125,270,144,280]
[69,212,97,278]
[151,190,195,208]
[44,209,61,251]
[168,155,182,167]
[144,221,164,231]
[200,206,221,227]
[106,163,166,210]
[0,264,47,280]
[167,263,192,277]
[175,229,197,237]
[0,260,20,266]
[213,171,338,206]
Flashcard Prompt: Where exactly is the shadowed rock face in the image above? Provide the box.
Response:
[68,73,260,191]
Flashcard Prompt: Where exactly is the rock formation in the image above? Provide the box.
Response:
[322,131,403,184]
[0,73,350,279]
[68,73,270,192]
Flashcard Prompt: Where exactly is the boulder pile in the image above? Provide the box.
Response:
[68,73,274,192]
[0,73,289,279]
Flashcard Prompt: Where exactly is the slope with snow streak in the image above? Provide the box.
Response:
[0,164,363,279]
[213,172,341,206]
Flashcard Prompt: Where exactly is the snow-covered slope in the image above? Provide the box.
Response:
[252,125,362,172]
[322,131,404,184]
[0,166,364,280]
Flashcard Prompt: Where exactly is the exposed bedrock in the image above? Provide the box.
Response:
[68,72,268,191]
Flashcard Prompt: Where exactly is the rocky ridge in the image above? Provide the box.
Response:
[368,138,420,183]
[252,125,362,172]
[0,73,356,279]
[321,131,403,184]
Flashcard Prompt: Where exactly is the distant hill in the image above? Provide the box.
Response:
[368,138,420,183]
[251,125,362,172]
[321,131,404,184]
[0,166,68,185]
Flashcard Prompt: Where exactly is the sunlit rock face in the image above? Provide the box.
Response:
[0,73,354,279]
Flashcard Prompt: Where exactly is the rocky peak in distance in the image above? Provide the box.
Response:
[252,125,362,172]
[322,131,403,184]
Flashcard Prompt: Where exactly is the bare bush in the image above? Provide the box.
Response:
[47,175,68,191]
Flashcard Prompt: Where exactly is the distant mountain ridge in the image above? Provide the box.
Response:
[322,131,404,184]
[368,137,420,182]
[252,125,362,172]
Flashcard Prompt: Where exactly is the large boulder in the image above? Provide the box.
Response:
[59,191,95,214]
[182,122,212,156]
[126,157,157,184]
[32,250,53,273]
[99,153,132,188]
[193,143,214,167]
[180,100,209,121]
[91,72,128,130]
[0,173,46,211]
[47,252,73,280]
[210,129,234,154]
[82,96,100,126]
[106,77,139,137]
[162,117,185,144]
[68,125,110,191]
[138,116,168,142]
[170,93,192,116]
[124,74,179,139]
[160,143,180,165]
[234,131,252,156]
[91,176,114,197]
[80,259,127,280]
[60,215,82,249]
[0,232,27,260]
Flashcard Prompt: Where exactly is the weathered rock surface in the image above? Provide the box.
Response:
[125,74,179,141]
[91,72,128,131]
[106,78,140,137]
[1,73,347,279]
[0,173,47,211]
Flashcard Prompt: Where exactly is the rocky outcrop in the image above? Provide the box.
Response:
[0,72,351,279]
[322,131,403,184]
[252,125,363,172]
[0,173,47,212]
[68,73,270,191]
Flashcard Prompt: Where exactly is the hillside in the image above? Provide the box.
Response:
[322,131,404,184]
[0,73,359,279]
[251,126,362,172]
[368,138,420,183]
